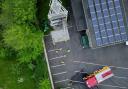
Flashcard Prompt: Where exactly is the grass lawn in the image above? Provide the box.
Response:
[0,59,36,89]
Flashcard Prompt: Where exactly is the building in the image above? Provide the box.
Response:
[48,0,70,45]
[72,0,128,48]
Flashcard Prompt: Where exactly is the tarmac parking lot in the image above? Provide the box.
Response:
[44,25,128,89]
[44,0,128,88]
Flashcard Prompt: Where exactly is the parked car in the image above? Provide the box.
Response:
[80,31,89,48]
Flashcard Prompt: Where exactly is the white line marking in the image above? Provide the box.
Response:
[60,87,71,89]
[48,48,62,52]
[99,84,127,89]
[49,55,66,60]
[53,71,67,76]
[55,79,69,83]
[51,64,65,68]
[73,61,128,70]
[70,80,127,89]
[114,76,128,79]
[74,70,85,73]
[70,80,84,84]
[74,70,128,79]
[67,25,73,28]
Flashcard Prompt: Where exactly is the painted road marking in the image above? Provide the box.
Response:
[70,80,84,84]
[53,71,67,76]
[74,70,88,74]
[70,80,127,89]
[99,84,127,89]
[74,70,128,79]
[48,48,62,52]
[67,25,73,28]
[51,64,66,68]
[73,61,128,70]
[55,79,69,83]
[60,87,71,89]
[49,55,66,60]
[114,76,128,79]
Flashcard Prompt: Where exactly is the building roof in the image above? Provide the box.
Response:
[82,0,128,48]
[71,0,87,31]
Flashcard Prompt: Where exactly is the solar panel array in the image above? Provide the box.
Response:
[88,0,127,46]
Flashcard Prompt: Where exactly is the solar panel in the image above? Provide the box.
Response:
[96,38,102,46]
[121,34,127,40]
[104,17,110,23]
[91,13,97,19]
[89,6,95,12]
[92,19,98,25]
[102,37,108,44]
[87,0,128,47]
[97,12,102,17]
[96,4,100,9]
[95,32,101,38]
[93,26,99,32]
[95,0,100,4]
[107,1,113,8]
[103,11,109,17]
[107,30,113,36]
[114,0,120,6]
[109,9,116,15]
[120,26,125,33]
[112,22,118,28]
[88,0,94,6]
[115,34,121,42]
[101,31,107,37]
[98,19,104,24]
[117,13,123,20]
[108,36,115,43]
[111,15,117,21]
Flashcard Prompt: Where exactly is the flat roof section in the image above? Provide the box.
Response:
[82,0,128,48]
[71,0,87,31]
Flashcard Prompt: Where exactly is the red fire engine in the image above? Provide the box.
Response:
[83,66,114,88]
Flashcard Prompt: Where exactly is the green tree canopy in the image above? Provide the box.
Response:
[3,24,43,62]
[0,0,36,25]
[12,0,36,24]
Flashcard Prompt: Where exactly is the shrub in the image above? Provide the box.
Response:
[39,79,51,89]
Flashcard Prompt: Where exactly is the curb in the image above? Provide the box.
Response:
[43,38,55,89]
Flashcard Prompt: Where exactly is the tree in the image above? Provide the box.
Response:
[3,24,43,63]
[0,0,36,25]
[12,0,36,24]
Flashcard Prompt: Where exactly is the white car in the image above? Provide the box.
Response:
[126,41,128,45]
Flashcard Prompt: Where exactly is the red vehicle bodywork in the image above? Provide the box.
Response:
[85,76,97,88]
[83,66,114,88]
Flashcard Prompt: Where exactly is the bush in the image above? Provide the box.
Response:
[33,56,49,88]
[39,79,51,89]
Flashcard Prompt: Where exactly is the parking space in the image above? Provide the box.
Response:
[44,35,73,89]
[68,27,128,89]
[72,62,128,88]
[44,1,128,88]
[44,25,128,89]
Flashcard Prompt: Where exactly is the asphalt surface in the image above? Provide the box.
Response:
[44,0,128,89]
[44,24,128,89]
